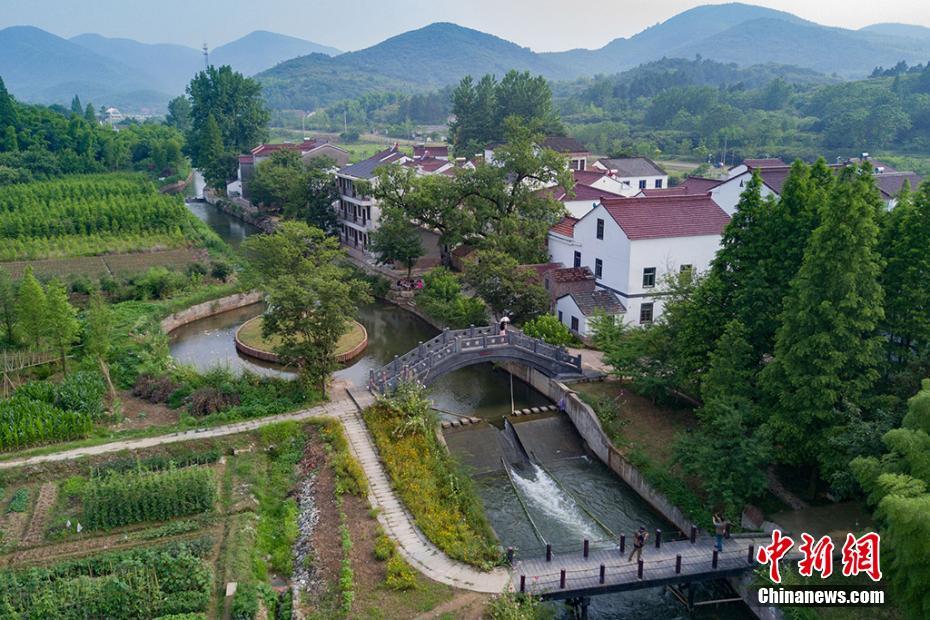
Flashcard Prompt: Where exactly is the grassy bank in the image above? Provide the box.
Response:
[362,394,499,569]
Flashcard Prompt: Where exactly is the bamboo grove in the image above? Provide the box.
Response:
[0,174,215,260]
[81,466,216,529]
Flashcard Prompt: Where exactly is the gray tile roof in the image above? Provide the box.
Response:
[874,171,922,198]
[338,147,405,179]
[562,290,626,316]
[597,157,666,178]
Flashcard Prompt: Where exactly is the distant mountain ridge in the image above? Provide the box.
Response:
[257,3,930,109]
[0,26,340,111]
[3,2,930,112]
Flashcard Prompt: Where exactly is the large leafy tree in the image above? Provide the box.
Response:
[373,119,571,263]
[85,289,116,400]
[370,208,424,277]
[248,150,339,233]
[165,95,192,133]
[462,250,550,322]
[761,164,885,474]
[0,268,16,345]
[241,222,370,393]
[449,70,562,155]
[186,65,269,186]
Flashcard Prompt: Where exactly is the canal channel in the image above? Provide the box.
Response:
[179,197,754,619]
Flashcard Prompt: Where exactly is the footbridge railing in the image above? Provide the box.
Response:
[368,325,583,393]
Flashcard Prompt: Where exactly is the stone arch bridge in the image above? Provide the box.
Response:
[368,325,585,393]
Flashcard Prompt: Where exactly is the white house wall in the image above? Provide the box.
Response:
[555,295,590,336]
[710,173,777,215]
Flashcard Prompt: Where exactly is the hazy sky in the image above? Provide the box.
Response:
[2,0,928,52]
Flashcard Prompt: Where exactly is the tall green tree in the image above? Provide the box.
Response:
[370,209,424,277]
[186,65,268,175]
[199,114,228,190]
[248,150,339,233]
[241,222,370,393]
[165,95,192,133]
[0,268,16,345]
[70,95,83,117]
[449,70,562,155]
[85,289,116,400]
[44,278,80,374]
[84,103,96,124]
[761,164,885,475]
[0,77,17,153]
[880,181,930,395]
[852,379,930,619]
[15,267,46,350]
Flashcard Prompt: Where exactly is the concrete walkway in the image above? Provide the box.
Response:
[0,399,358,470]
[0,388,511,594]
[343,387,511,593]
[567,347,610,374]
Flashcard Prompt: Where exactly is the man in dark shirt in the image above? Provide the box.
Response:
[628,526,648,563]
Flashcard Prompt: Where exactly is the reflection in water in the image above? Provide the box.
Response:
[167,301,549,420]
[185,201,260,249]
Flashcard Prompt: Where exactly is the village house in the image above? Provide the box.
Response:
[230,139,349,198]
[711,156,922,214]
[547,193,730,332]
[591,157,669,196]
[555,289,626,337]
[538,170,627,218]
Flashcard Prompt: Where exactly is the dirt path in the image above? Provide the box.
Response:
[21,482,57,546]
[414,591,487,620]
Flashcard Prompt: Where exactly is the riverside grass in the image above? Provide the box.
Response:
[363,400,499,569]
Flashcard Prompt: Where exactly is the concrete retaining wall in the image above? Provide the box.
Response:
[234,318,369,365]
[502,363,695,535]
[160,292,264,335]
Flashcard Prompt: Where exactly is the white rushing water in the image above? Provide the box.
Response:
[510,461,604,543]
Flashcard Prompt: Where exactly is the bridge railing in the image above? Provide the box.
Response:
[369,324,583,393]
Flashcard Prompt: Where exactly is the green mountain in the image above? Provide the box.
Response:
[0,27,341,111]
[211,30,341,76]
[256,3,930,109]
[0,26,159,107]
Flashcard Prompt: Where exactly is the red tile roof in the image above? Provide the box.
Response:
[572,169,611,185]
[639,186,690,196]
[550,216,578,238]
[538,182,622,202]
[250,140,323,157]
[600,194,730,240]
[238,155,254,164]
[740,158,786,169]
[679,176,723,193]
[520,262,562,283]
[413,145,449,159]
[549,266,595,283]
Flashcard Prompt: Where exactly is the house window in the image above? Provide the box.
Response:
[596,218,604,240]
[573,251,581,268]
[639,179,647,189]
[558,310,563,323]
[594,259,603,279]
[640,303,654,324]
[571,316,580,332]
[544,278,550,291]
[655,179,663,189]
[642,267,656,288]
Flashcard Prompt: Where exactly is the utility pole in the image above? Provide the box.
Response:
[202,43,209,70]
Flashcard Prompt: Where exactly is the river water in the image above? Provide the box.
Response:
[177,199,754,619]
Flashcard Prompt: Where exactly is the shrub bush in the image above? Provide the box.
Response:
[373,531,395,561]
[230,583,259,620]
[385,554,417,591]
[188,386,241,416]
[521,314,574,346]
[55,371,107,418]
[7,488,28,513]
[132,373,180,404]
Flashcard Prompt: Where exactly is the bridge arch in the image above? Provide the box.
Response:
[368,325,584,394]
